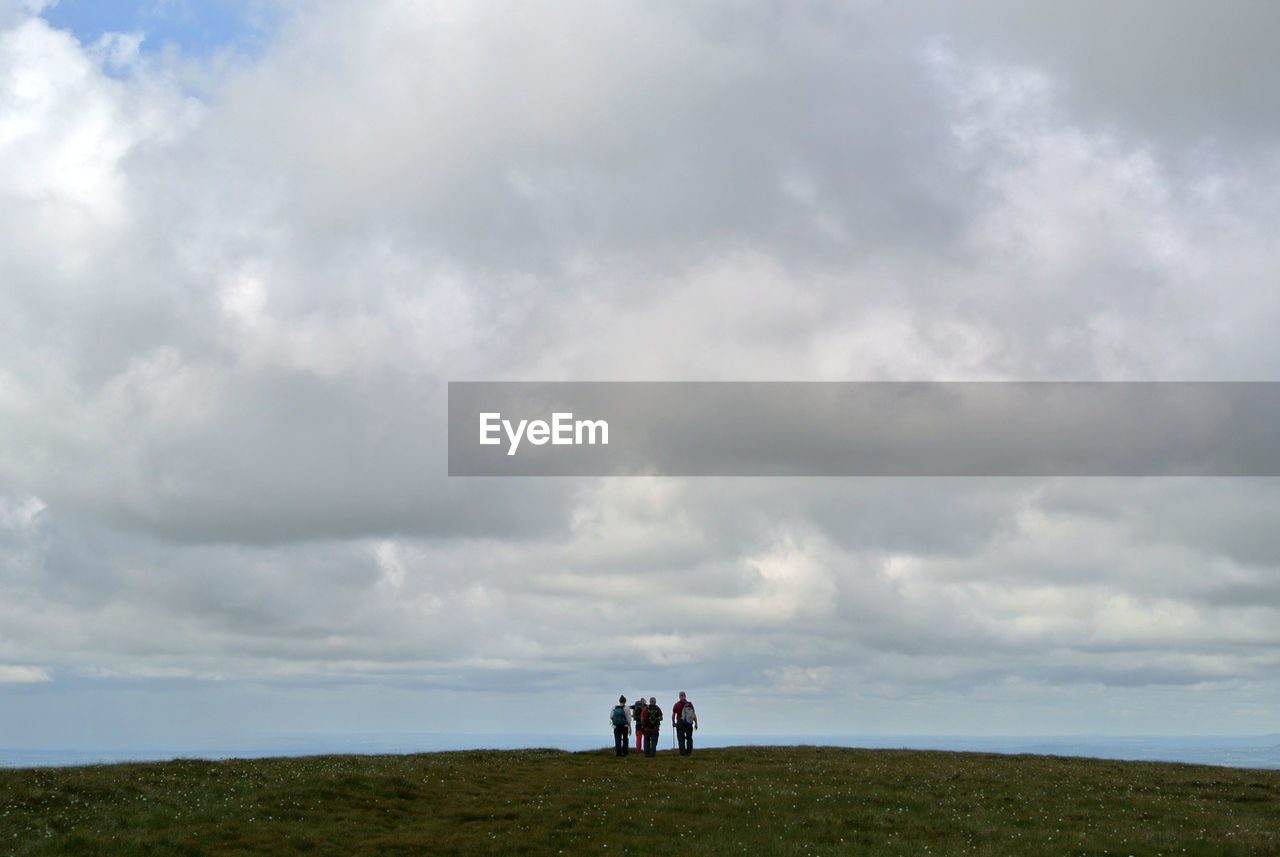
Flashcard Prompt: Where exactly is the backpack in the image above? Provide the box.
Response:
[680,701,695,724]
[645,705,663,728]
[611,705,628,727]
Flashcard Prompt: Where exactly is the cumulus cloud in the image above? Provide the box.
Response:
[2,0,1280,742]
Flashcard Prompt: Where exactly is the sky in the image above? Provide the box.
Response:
[2,0,1280,752]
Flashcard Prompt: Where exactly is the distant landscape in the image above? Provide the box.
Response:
[2,745,1278,856]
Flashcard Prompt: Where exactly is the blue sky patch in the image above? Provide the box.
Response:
[41,0,273,57]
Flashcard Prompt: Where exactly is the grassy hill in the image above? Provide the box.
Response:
[2,745,1278,855]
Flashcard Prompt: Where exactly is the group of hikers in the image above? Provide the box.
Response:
[609,691,698,757]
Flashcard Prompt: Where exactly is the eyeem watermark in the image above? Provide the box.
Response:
[479,412,609,456]
[448,381,1280,476]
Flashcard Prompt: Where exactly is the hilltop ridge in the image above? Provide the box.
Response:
[3,745,1278,855]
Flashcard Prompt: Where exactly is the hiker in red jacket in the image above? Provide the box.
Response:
[672,691,698,755]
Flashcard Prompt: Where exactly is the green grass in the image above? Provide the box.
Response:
[2,745,1278,855]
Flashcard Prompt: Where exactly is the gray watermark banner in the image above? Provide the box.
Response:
[447,382,1280,476]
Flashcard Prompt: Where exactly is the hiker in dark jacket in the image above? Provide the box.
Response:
[641,696,663,757]
[610,695,632,756]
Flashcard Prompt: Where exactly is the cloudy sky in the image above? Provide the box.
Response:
[3,0,1280,752]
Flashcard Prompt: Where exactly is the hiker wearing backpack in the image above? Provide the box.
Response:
[641,696,663,756]
[610,695,632,756]
[631,695,646,752]
[672,691,698,755]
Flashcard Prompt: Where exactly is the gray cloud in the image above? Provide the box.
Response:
[205,0,969,271]
[946,0,1280,146]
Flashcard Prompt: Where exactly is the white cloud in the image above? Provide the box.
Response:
[0,665,51,682]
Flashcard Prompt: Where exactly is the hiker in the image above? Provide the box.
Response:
[642,696,663,757]
[672,691,698,755]
[610,695,632,756]
[631,695,646,752]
